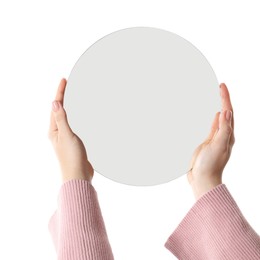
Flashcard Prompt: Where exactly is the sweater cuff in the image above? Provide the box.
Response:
[48,179,114,260]
[164,184,260,260]
[48,179,97,251]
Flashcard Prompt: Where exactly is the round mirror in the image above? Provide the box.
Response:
[65,27,220,186]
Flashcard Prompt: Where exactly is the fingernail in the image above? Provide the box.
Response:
[226,110,232,121]
[52,101,59,112]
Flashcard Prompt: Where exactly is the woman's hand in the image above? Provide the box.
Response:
[48,78,94,183]
[187,83,235,200]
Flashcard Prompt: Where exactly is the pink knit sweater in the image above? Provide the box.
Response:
[48,180,260,259]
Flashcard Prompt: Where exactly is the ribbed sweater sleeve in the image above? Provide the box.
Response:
[48,179,114,260]
[165,184,260,260]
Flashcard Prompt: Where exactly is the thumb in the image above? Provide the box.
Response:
[214,110,233,148]
[52,101,73,135]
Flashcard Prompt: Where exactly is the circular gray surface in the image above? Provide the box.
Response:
[65,27,220,186]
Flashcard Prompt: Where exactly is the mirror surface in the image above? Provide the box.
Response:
[65,27,220,186]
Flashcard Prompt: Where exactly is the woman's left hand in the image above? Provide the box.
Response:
[187,83,235,200]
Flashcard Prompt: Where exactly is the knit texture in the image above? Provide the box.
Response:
[48,180,260,259]
[165,184,260,260]
[48,179,114,260]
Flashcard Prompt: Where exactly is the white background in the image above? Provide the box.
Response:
[0,1,260,259]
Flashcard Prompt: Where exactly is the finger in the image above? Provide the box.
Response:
[214,110,232,149]
[206,111,221,141]
[220,83,234,130]
[48,78,67,139]
[55,78,67,107]
[52,100,73,136]
[220,83,235,145]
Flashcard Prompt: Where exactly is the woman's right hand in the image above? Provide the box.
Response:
[187,83,235,200]
[48,78,94,183]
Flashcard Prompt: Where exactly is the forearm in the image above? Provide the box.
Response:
[165,184,260,260]
[48,179,114,260]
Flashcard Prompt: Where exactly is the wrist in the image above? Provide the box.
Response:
[61,171,93,183]
[191,178,222,201]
